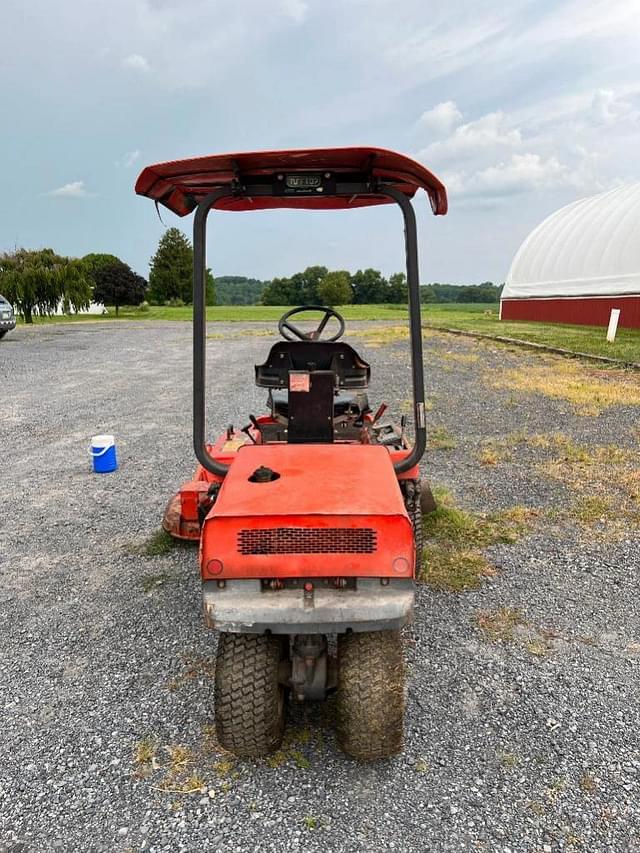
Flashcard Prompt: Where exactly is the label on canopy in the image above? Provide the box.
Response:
[289,371,310,393]
[286,174,322,189]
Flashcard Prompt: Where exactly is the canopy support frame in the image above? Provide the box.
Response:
[193,182,426,477]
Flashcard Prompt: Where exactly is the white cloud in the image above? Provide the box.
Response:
[417,101,463,136]
[421,109,522,163]
[48,181,92,198]
[385,14,513,81]
[122,53,150,72]
[118,149,141,168]
[589,89,635,126]
[455,153,567,199]
[415,88,632,208]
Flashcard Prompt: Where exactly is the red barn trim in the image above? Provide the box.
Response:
[500,295,640,329]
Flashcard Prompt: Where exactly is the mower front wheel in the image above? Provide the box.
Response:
[336,630,405,761]
[214,632,287,758]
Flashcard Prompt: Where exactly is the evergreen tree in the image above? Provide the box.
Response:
[148,227,216,305]
[148,228,192,304]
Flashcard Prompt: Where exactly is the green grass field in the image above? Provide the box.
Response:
[17,302,640,363]
[19,303,410,323]
[422,304,640,363]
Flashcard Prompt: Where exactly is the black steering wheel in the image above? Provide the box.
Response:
[278,305,346,342]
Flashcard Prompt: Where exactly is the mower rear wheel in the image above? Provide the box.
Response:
[214,632,287,758]
[336,630,405,761]
[401,478,423,559]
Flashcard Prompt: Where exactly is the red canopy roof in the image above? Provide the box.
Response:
[135,147,447,216]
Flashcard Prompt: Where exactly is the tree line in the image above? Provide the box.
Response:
[0,228,214,322]
[0,225,501,321]
[421,282,501,303]
[259,267,501,305]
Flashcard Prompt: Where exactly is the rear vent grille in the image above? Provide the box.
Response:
[237,527,377,555]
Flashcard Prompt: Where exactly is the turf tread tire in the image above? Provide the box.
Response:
[336,630,405,761]
[401,478,423,563]
[214,632,286,758]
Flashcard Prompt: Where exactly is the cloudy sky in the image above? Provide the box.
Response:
[2,0,639,284]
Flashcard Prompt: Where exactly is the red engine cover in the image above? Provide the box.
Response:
[200,444,414,580]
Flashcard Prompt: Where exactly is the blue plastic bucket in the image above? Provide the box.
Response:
[89,434,118,473]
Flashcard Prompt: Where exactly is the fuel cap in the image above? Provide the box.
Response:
[249,465,280,483]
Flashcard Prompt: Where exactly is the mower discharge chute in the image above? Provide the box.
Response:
[136,147,447,760]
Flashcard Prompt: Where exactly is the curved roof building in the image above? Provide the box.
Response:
[501,183,640,328]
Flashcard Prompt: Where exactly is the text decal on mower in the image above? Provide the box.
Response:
[276,172,336,196]
[285,174,322,189]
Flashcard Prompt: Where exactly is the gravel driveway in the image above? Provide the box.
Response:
[1,320,639,853]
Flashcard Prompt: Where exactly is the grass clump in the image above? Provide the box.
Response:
[483,431,639,537]
[479,444,502,466]
[214,758,235,778]
[477,608,526,642]
[498,751,520,768]
[303,816,318,831]
[156,773,206,795]
[264,727,317,770]
[423,495,536,549]
[419,489,536,592]
[476,608,556,657]
[350,325,410,347]
[166,745,194,770]
[134,740,210,796]
[152,745,207,795]
[491,361,640,415]
[421,543,495,592]
[134,736,156,768]
[130,528,177,557]
[535,435,640,536]
[580,773,597,793]
[568,495,615,524]
[428,426,457,450]
[439,351,480,365]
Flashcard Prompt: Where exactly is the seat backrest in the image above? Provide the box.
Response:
[287,370,334,444]
[255,341,370,390]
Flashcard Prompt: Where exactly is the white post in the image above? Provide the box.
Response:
[606,308,621,343]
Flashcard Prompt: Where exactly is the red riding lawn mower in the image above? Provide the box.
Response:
[136,147,447,761]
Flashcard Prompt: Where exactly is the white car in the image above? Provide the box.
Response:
[0,295,16,338]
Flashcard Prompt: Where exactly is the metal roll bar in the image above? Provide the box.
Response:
[192,183,426,477]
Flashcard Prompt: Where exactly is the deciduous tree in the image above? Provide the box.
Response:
[0,248,91,322]
[317,270,353,306]
[92,259,147,316]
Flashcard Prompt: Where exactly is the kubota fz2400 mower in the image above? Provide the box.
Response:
[136,147,447,760]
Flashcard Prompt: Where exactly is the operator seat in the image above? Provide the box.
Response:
[254,341,371,443]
